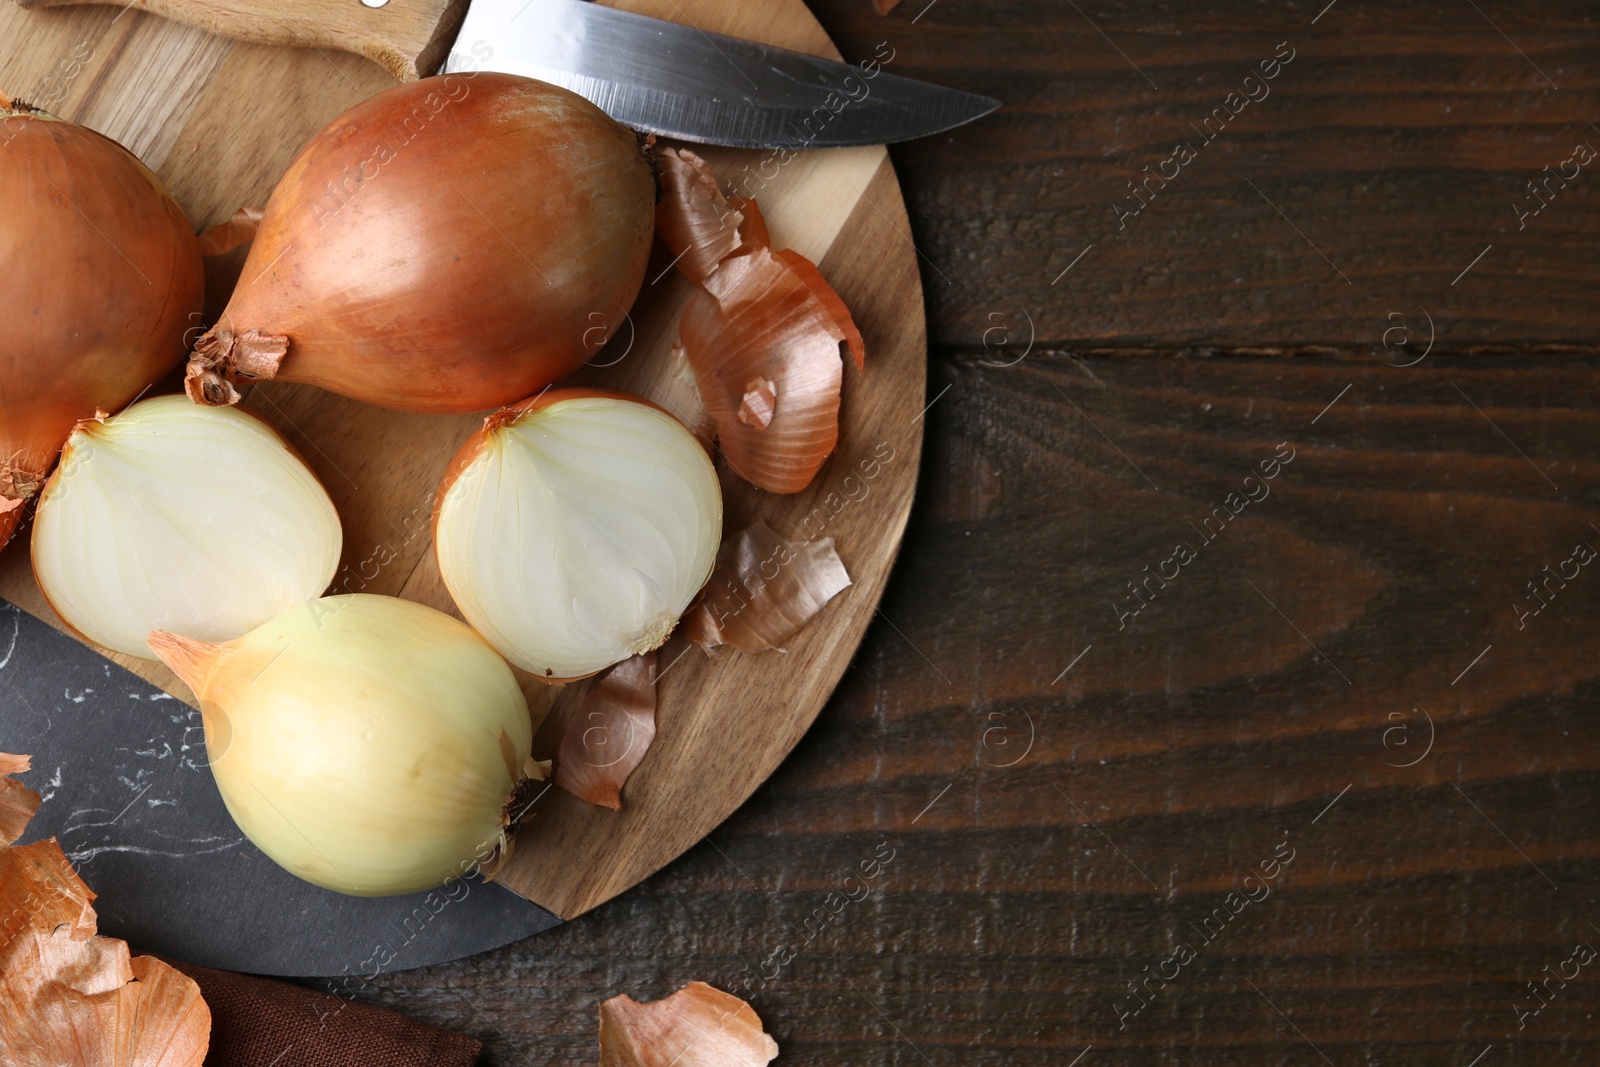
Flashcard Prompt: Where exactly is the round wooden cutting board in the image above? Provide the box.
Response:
[0,0,925,941]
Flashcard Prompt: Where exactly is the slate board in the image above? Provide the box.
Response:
[0,600,559,978]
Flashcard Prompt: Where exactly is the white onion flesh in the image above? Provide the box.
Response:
[435,393,722,678]
[32,395,341,659]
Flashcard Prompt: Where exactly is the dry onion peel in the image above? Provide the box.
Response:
[658,150,865,494]
[659,344,716,449]
[32,396,342,660]
[682,520,852,652]
[728,195,771,251]
[599,981,778,1067]
[186,73,654,414]
[737,377,777,429]
[0,96,205,551]
[555,651,657,810]
[196,205,263,256]
[148,595,533,897]
[0,753,211,1065]
[773,248,865,372]
[0,752,39,847]
[682,254,846,494]
[654,149,744,287]
[434,389,722,680]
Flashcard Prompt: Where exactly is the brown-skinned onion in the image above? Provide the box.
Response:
[185,73,656,414]
[0,94,204,549]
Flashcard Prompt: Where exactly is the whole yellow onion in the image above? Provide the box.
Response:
[150,594,533,897]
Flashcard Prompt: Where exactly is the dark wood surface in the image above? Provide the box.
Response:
[280,0,1600,1061]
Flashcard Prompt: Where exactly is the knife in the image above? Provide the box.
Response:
[15,0,1000,148]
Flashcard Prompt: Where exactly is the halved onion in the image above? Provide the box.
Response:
[32,395,341,659]
[434,389,722,680]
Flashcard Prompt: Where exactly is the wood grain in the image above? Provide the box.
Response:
[806,0,1600,349]
[17,0,468,81]
[0,0,925,921]
[8,2,1600,1064]
[359,350,1600,1065]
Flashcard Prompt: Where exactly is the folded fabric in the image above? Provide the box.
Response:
[164,958,481,1067]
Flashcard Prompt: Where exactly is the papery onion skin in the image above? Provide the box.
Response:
[149,595,532,897]
[599,982,779,1067]
[0,97,205,549]
[185,73,655,414]
[554,651,657,810]
[658,177,864,495]
[31,396,342,660]
[0,759,212,1065]
[682,520,852,652]
[434,389,723,680]
[654,148,744,287]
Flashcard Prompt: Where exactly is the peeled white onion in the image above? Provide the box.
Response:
[32,395,341,659]
[149,594,533,897]
[434,389,723,679]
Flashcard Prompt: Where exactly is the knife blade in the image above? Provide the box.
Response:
[440,0,1000,148]
[14,0,1000,149]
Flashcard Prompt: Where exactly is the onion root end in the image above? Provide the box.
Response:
[186,327,289,407]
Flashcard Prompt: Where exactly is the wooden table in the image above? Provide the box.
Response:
[360,4,1600,1062]
[163,0,1600,1061]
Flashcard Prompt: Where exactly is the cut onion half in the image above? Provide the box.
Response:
[434,389,722,680]
[32,395,342,659]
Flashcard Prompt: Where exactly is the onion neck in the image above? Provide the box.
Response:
[147,631,223,697]
[0,96,64,125]
[186,327,289,407]
[482,406,527,435]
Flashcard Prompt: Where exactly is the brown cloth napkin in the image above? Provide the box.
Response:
[164,959,482,1067]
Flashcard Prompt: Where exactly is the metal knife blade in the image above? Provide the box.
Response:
[439,0,1000,149]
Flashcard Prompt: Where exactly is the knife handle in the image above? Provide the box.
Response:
[16,0,469,82]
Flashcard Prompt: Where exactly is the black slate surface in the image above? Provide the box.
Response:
[0,599,560,978]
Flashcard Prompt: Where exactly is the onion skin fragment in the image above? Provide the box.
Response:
[148,595,532,897]
[0,97,205,551]
[658,158,865,494]
[599,981,777,1067]
[682,520,852,652]
[655,148,745,287]
[0,752,40,847]
[185,73,655,414]
[554,651,657,810]
[737,377,777,429]
[0,753,211,1065]
[679,248,849,494]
